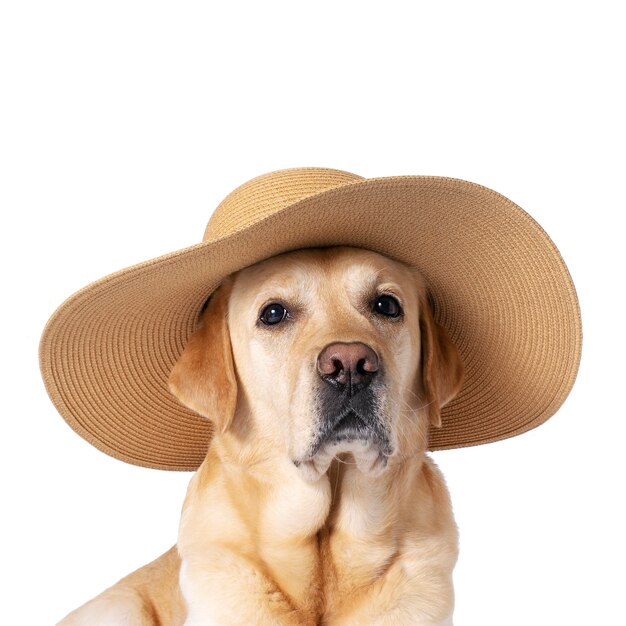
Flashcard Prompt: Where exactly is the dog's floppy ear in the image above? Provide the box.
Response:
[418,292,464,428]
[168,280,237,434]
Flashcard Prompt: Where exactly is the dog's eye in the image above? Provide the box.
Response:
[260,303,287,325]
[373,294,402,318]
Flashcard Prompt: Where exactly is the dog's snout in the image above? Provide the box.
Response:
[317,342,379,394]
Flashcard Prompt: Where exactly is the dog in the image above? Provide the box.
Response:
[58,246,464,626]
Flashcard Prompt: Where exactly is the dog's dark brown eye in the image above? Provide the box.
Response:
[374,295,402,318]
[260,303,287,325]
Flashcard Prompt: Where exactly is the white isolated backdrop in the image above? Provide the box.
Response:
[1,1,624,624]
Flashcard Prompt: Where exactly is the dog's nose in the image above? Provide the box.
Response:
[317,342,379,395]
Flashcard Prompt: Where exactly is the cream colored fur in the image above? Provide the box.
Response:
[58,247,463,626]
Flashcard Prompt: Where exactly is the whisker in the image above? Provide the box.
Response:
[331,458,341,505]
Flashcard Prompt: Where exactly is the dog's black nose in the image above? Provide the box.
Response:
[317,342,379,395]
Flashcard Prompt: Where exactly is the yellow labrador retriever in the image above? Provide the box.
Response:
[59,246,463,626]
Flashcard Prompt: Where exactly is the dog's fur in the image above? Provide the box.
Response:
[58,247,464,626]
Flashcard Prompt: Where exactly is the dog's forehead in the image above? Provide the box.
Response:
[231,247,414,298]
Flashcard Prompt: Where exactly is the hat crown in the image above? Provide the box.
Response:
[203,168,364,242]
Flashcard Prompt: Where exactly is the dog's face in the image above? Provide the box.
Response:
[170,247,463,482]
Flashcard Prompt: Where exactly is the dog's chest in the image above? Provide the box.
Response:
[319,524,398,600]
[317,463,400,614]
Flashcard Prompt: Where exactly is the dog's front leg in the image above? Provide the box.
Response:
[178,451,330,626]
[328,555,456,626]
[326,456,458,626]
[179,549,317,626]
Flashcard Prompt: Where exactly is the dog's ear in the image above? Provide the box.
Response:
[418,292,464,428]
[168,280,237,434]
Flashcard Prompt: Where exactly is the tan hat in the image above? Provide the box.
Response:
[39,168,582,471]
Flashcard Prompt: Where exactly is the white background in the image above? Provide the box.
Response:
[1,2,624,625]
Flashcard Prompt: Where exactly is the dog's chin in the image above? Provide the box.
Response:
[294,439,390,483]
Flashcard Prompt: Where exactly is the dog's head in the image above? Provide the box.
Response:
[169,247,463,482]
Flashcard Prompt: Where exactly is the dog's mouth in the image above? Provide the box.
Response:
[294,404,393,483]
[327,409,370,441]
[312,407,381,452]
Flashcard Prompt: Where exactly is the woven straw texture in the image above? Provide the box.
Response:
[40,168,582,471]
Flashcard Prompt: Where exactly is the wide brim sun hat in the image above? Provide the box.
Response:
[39,168,582,471]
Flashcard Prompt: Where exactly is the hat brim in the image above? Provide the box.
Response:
[40,176,582,470]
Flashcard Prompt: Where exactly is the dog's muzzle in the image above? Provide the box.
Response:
[312,342,391,454]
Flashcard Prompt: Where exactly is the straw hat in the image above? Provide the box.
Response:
[39,168,582,471]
